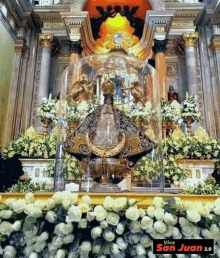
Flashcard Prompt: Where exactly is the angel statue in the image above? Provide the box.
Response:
[120,79,145,107]
[67,74,95,102]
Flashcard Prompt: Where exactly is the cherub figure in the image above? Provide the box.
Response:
[121,79,145,106]
[67,74,95,102]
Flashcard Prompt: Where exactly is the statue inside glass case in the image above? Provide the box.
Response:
[63,79,156,192]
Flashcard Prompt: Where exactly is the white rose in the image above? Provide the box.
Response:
[147,206,155,218]
[92,244,101,254]
[66,206,82,222]
[136,244,146,256]
[184,201,195,210]
[113,198,126,212]
[34,200,46,210]
[37,232,49,242]
[201,229,211,238]
[165,225,174,237]
[138,208,146,218]
[12,199,26,213]
[103,196,114,211]
[172,227,182,239]
[62,200,71,210]
[46,211,57,223]
[154,221,166,234]
[176,255,186,258]
[111,244,120,255]
[86,212,95,222]
[174,197,183,209]
[164,212,177,225]
[94,206,107,221]
[214,198,220,207]
[82,195,91,205]
[154,208,164,221]
[106,212,120,226]
[55,249,66,258]
[49,236,63,253]
[116,237,127,250]
[198,206,210,217]
[24,246,35,256]
[46,199,56,210]
[128,199,136,207]
[214,206,220,216]
[0,221,13,236]
[5,199,15,208]
[79,241,91,256]
[52,192,66,204]
[78,219,87,228]
[125,207,139,221]
[187,210,201,223]
[130,220,141,233]
[100,221,108,229]
[78,203,89,213]
[70,193,78,205]
[12,221,21,231]
[25,204,42,218]
[29,252,38,258]
[24,225,38,237]
[153,197,165,208]
[54,223,73,236]
[116,223,125,234]
[103,231,115,242]
[25,193,35,204]
[148,251,156,258]
[140,235,151,248]
[63,234,74,244]
[0,210,12,219]
[179,217,189,227]
[91,226,102,239]
[34,241,46,252]
[3,246,16,258]
[141,216,153,230]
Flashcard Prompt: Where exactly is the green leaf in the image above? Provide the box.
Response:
[25,216,36,224]
[23,222,34,232]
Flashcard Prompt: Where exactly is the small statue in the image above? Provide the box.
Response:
[67,74,95,102]
[121,80,145,106]
[212,161,220,185]
[168,85,179,103]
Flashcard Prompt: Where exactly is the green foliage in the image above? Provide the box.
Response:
[184,179,220,195]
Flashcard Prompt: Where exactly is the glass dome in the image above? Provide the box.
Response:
[54,52,163,193]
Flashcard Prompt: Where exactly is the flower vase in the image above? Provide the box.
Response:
[185,118,193,136]
[69,121,80,133]
[41,119,52,135]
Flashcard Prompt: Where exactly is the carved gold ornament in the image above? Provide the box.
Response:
[39,34,54,49]
[102,80,115,96]
[209,38,220,52]
[182,32,199,47]
[86,132,126,157]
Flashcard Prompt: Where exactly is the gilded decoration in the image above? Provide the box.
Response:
[182,32,199,47]
[209,38,220,52]
[39,34,54,49]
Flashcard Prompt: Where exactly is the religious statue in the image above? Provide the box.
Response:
[67,74,95,102]
[63,79,156,192]
[120,79,145,106]
[168,85,179,103]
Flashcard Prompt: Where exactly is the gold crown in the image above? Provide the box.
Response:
[102,80,115,95]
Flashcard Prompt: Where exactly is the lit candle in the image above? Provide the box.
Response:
[107,124,110,135]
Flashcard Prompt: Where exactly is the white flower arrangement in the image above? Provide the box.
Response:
[181,94,201,122]
[130,101,152,122]
[0,194,220,258]
[37,94,58,123]
[161,99,181,123]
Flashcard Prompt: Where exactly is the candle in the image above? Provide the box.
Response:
[107,124,110,135]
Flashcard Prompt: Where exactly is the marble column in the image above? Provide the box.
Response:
[182,32,199,96]
[38,34,54,101]
[152,39,168,99]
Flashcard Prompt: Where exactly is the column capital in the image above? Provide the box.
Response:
[209,37,220,52]
[39,34,54,49]
[182,32,199,47]
[69,40,83,55]
[152,39,168,54]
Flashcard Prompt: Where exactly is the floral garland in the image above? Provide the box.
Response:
[181,95,201,122]
[0,194,220,258]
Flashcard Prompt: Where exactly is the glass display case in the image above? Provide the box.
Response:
[54,51,163,193]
